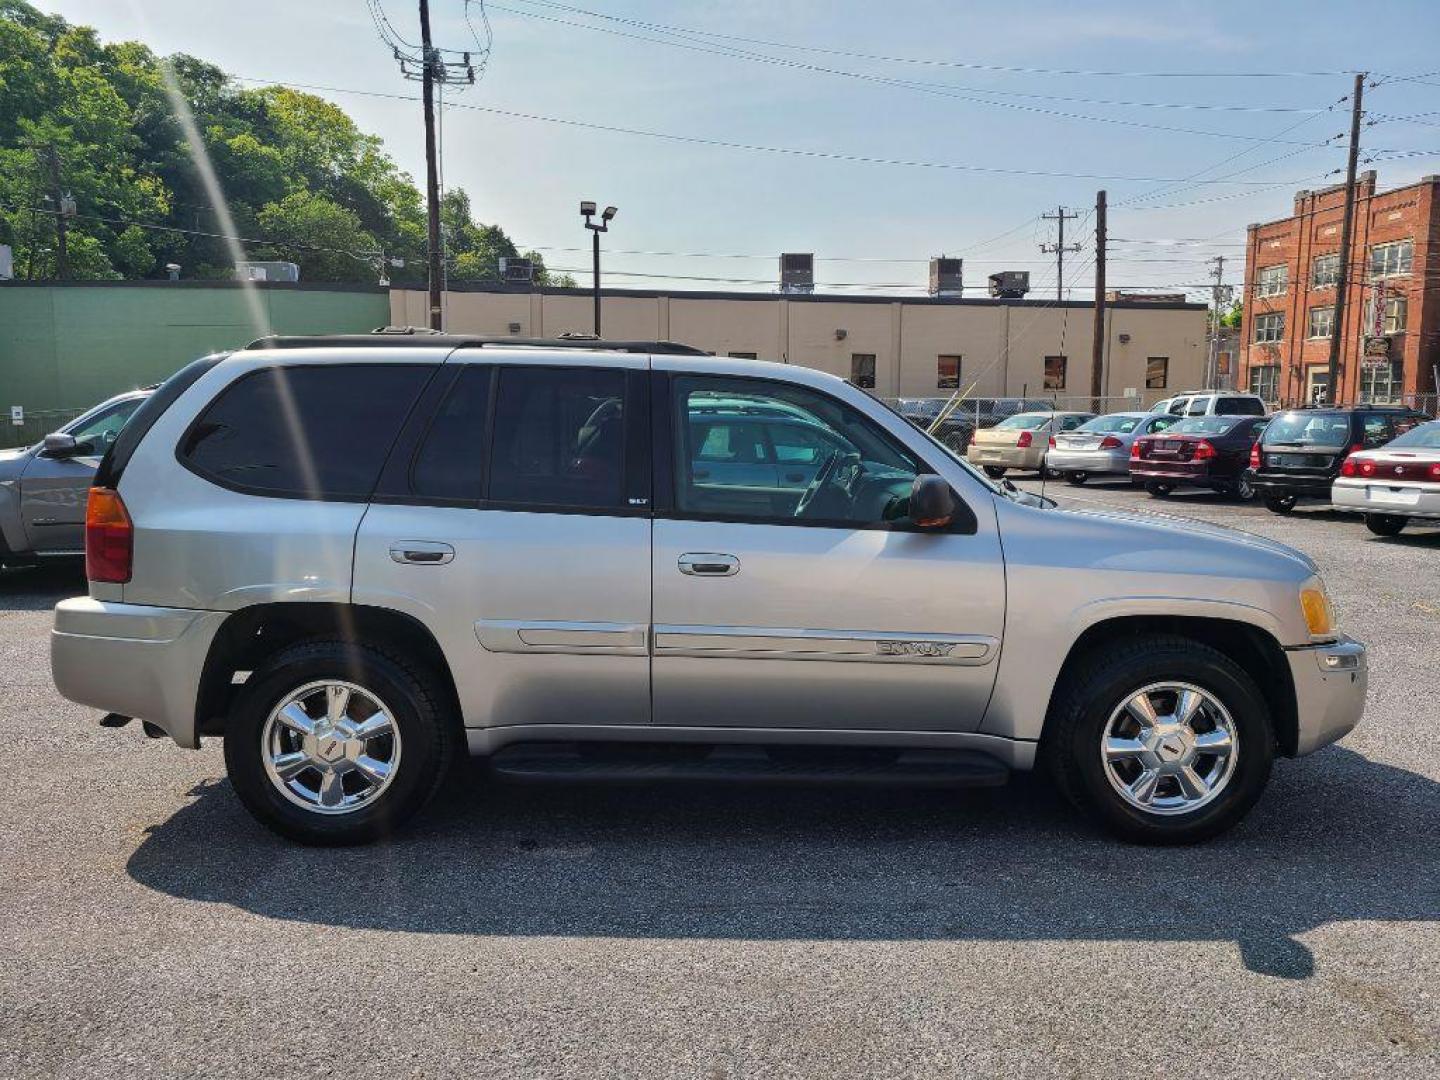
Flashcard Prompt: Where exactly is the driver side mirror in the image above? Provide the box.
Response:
[907,474,957,529]
[42,432,85,458]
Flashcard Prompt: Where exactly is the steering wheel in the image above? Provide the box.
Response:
[793,448,843,518]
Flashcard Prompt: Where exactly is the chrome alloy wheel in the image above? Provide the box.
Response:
[1100,682,1238,816]
[261,680,401,815]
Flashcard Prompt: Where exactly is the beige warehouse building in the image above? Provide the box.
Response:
[391,285,1208,403]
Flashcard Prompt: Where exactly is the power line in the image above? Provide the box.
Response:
[227,74,1333,187]
[497,1,1360,80]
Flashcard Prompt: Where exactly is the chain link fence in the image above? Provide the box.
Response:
[2,407,88,451]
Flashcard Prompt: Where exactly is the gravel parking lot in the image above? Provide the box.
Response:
[1,482,1436,1079]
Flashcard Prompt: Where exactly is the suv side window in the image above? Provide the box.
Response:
[1167,396,1190,416]
[410,366,492,502]
[1216,396,1265,416]
[1361,414,1393,448]
[179,364,434,499]
[488,366,627,510]
[1185,396,1213,416]
[673,376,924,527]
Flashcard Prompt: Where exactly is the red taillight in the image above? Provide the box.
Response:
[1193,440,1218,461]
[1099,435,1123,450]
[1340,457,1359,477]
[1359,460,1377,477]
[85,487,133,584]
[1130,439,1144,459]
[1047,434,1056,449]
[1430,463,1440,481]
[1249,443,1261,469]
[1016,430,1033,449]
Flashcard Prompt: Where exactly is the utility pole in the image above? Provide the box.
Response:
[382,3,477,331]
[25,143,70,280]
[1206,255,1227,389]
[1040,205,1081,301]
[1326,72,1366,404]
[1090,190,1107,410]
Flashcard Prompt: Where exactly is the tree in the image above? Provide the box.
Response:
[1220,299,1242,329]
[255,191,376,283]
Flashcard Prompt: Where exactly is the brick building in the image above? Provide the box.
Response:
[1238,171,1439,408]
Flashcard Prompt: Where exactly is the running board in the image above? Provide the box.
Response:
[488,745,1010,788]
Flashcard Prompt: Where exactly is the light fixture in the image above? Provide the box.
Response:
[834,328,848,341]
[579,200,597,217]
[602,205,617,222]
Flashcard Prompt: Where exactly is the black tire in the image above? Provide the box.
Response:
[1365,513,1408,537]
[983,465,1007,479]
[1264,493,1297,515]
[223,639,457,845]
[1065,471,1089,486]
[1044,636,1274,844]
[1234,475,1256,501]
[1144,481,1173,497]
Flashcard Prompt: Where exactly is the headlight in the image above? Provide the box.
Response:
[1300,579,1337,640]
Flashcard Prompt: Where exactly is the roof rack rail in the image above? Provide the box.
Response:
[243,331,709,356]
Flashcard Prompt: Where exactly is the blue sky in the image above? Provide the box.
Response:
[38,1,1440,299]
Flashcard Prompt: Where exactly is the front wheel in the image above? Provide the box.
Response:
[1264,493,1297,514]
[983,465,1007,479]
[223,640,456,845]
[1045,636,1274,844]
[1144,481,1173,498]
[1365,513,1408,537]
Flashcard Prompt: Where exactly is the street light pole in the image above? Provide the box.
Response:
[581,201,617,336]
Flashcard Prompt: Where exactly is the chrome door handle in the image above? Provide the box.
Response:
[389,541,455,565]
[678,552,740,577]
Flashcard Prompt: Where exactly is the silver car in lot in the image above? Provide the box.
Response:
[0,389,150,565]
[1331,419,1440,536]
[1046,412,1181,486]
[965,411,1095,478]
[51,336,1366,847]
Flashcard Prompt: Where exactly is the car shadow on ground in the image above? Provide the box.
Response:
[0,561,85,610]
[126,746,1438,981]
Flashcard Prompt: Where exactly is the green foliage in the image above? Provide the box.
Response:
[0,1,551,285]
[1220,300,1242,329]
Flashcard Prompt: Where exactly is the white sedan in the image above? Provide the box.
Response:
[1332,420,1440,536]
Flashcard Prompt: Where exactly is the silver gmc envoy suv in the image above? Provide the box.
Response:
[51,334,1367,845]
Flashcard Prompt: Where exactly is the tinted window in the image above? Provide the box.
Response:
[1360,414,1393,449]
[410,367,491,501]
[1215,397,1265,416]
[1185,396,1214,416]
[181,365,432,498]
[676,377,921,526]
[488,367,626,509]
[1262,412,1352,447]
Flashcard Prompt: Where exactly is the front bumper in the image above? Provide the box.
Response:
[1332,477,1440,519]
[1045,448,1129,475]
[967,444,1045,470]
[1286,634,1368,756]
[51,597,228,748]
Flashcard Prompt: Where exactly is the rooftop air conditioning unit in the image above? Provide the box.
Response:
[929,256,963,296]
[499,257,535,284]
[779,252,814,294]
[234,260,300,283]
[988,270,1030,299]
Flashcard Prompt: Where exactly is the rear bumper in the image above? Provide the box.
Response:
[1332,478,1440,519]
[1286,635,1368,756]
[1249,471,1335,498]
[1045,448,1129,475]
[1128,464,1232,488]
[967,444,1045,470]
[51,597,228,748]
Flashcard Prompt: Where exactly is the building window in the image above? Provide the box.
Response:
[1248,365,1280,402]
[1043,355,1067,391]
[1307,306,1335,340]
[1255,264,1288,298]
[1359,360,1403,404]
[850,353,876,389]
[1363,294,1408,335]
[937,354,960,389]
[1369,239,1413,278]
[1311,253,1340,288]
[1254,312,1285,343]
[726,351,758,360]
[1145,357,1168,389]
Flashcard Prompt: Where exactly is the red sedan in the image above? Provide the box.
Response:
[1130,416,1270,500]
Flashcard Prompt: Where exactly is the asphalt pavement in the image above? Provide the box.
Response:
[0,480,1436,1078]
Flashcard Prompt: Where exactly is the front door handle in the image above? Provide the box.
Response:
[390,541,455,565]
[678,552,740,577]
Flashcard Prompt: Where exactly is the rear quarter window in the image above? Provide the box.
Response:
[1216,397,1265,416]
[179,364,435,499]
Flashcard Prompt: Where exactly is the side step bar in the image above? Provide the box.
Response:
[489,745,1010,789]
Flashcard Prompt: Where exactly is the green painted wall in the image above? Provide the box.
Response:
[0,283,389,445]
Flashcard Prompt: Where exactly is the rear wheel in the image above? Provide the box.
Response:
[1046,636,1273,844]
[223,640,456,845]
[1234,475,1256,501]
[983,465,1007,479]
[1365,513,1408,537]
[1065,471,1089,486]
[1264,493,1297,514]
[1144,481,1173,497]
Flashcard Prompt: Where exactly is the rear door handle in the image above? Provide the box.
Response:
[390,541,455,565]
[678,552,740,577]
